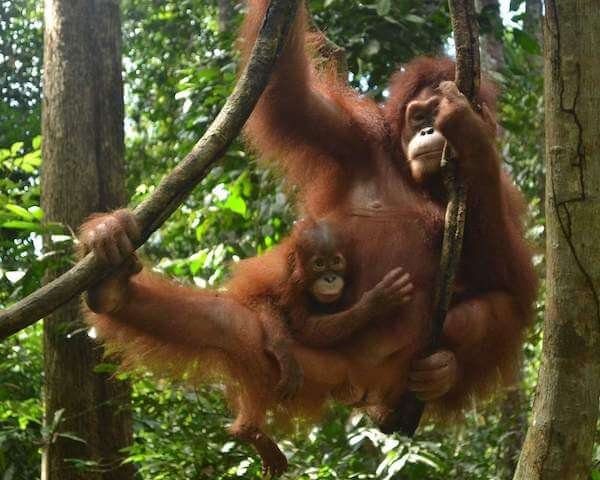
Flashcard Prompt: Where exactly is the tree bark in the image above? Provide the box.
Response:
[41,1,133,479]
[475,0,504,72]
[497,380,527,479]
[524,0,543,70]
[524,0,543,47]
[513,1,600,479]
[218,0,234,32]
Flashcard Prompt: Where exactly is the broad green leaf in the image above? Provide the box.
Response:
[28,206,44,220]
[21,150,41,168]
[224,195,247,217]
[5,204,34,220]
[10,142,24,155]
[1,220,42,232]
[405,14,425,24]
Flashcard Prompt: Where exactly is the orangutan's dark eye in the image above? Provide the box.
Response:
[313,258,325,271]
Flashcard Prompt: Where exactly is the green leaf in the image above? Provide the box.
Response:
[404,14,425,24]
[10,142,24,155]
[189,252,207,275]
[1,220,42,232]
[32,135,42,149]
[513,29,541,55]
[376,0,391,16]
[93,363,118,374]
[28,206,44,220]
[224,195,247,217]
[21,150,41,168]
[5,204,34,220]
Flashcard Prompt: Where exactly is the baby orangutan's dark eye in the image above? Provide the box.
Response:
[313,258,325,270]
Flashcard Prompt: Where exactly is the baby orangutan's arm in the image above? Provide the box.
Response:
[293,267,413,348]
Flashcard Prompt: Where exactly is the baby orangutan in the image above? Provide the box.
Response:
[229,219,414,400]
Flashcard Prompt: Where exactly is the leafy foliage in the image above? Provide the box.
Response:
[0,0,43,146]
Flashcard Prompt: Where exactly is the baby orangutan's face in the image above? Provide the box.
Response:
[306,251,347,304]
[295,220,348,304]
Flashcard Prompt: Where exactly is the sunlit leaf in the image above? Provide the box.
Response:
[5,204,34,220]
[1,220,41,232]
[224,195,247,217]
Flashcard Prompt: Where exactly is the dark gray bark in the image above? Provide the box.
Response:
[524,0,543,47]
[497,377,527,479]
[524,0,543,70]
[395,0,480,435]
[475,0,504,72]
[218,0,234,32]
[40,0,133,478]
[514,1,600,479]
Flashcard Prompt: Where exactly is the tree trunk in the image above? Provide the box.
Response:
[218,0,234,32]
[41,1,133,479]
[514,1,600,479]
[524,0,543,47]
[475,0,504,72]
[497,380,527,479]
[524,0,543,70]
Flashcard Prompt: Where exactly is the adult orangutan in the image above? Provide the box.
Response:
[79,0,537,475]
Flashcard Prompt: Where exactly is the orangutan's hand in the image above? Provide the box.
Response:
[407,350,459,401]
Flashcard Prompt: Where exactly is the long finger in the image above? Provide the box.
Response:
[90,228,109,264]
[395,282,414,296]
[99,229,122,266]
[116,230,135,258]
[116,210,141,243]
[381,267,405,286]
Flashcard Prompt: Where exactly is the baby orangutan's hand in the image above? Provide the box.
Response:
[362,267,414,317]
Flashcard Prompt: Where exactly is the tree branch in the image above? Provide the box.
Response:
[389,0,481,437]
[0,0,302,340]
[434,0,481,348]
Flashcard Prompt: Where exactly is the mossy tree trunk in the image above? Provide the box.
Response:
[514,1,600,479]
[41,0,133,479]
